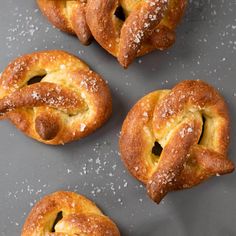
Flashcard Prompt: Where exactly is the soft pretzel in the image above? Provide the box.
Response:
[86,0,187,68]
[37,0,92,45]
[120,80,234,203]
[22,191,120,236]
[0,50,112,145]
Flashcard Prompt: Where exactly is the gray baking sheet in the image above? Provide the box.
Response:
[0,1,236,235]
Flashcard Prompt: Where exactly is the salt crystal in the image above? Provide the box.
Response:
[187,127,193,133]
[143,111,148,117]
[60,64,66,70]
[31,91,40,100]
[80,123,86,132]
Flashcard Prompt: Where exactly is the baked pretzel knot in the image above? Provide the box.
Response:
[0,50,112,145]
[120,80,234,203]
[37,0,92,45]
[86,0,187,68]
[22,191,120,236]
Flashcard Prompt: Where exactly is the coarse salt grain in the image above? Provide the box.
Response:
[80,123,86,132]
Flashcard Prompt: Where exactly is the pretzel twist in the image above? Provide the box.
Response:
[22,191,120,236]
[37,0,92,45]
[86,0,187,67]
[0,50,112,145]
[120,80,234,203]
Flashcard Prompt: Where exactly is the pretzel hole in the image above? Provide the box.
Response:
[27,75,46,85]
[51,211,63,232]
[152,141,163,157]
[198,116,206,144]
[115,6,126,21]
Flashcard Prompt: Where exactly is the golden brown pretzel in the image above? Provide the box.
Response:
[22,191,120,236]
[120,80,234,203]
[0,50,112,145]
[86,0,187,68]
[37,0,92,45]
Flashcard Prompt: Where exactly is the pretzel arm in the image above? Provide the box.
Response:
[66,1,92,45]
[0,82,85,116]
[118,0,169,68]
[147,120,200,203]
[192,146,235,175]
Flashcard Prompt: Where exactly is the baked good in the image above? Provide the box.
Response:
[86,0,187,68]
[119,80,234,203]
[37,0,187,68]
[37,0,92,45]
[0,50,112,145]
[22,191,120,236]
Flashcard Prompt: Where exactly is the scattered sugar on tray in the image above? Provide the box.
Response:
[5,7,42,53]
[78,50,85,55]
[125,82,131,86]
[60,140,143,205]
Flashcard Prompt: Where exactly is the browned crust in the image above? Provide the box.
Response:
[152,80,230,154]
[86,0,187,68]
[37,0,92,45]
[70,2,93,45]
[86,0,120,56]
[21,191,120,236]
[119,80,234,204]
[0,50,112,145]
[119,90,170,183]
[147,119,202,203]
[117,0,170,67]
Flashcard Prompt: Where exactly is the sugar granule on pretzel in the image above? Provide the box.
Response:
[86,0,187,68]
[0,50,112,145]
[37,0,92,45]
[120,80,234,203]
[21,191,120,236]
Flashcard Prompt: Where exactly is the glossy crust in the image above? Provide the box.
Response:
[120,80,234,203]
[21,191,120,236]
[37,0,92,45]
[0,50,112,145]
[86,0,187,68]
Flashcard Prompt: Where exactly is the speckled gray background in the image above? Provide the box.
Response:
[0,1,235,235]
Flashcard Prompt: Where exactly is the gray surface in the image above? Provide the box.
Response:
[0,1,235,235]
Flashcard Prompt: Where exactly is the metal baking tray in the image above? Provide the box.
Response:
[0,1,235,235]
